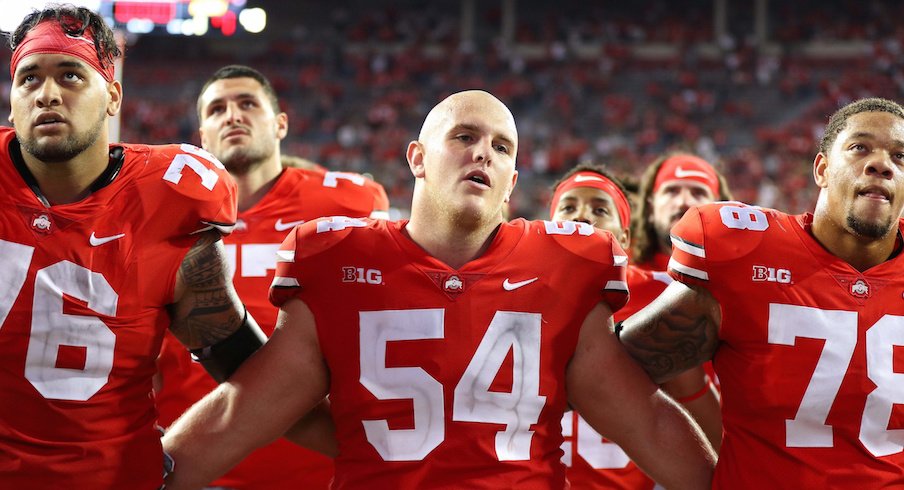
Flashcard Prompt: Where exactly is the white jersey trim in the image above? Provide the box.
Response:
[272,276,300,287]
[671,235,705,258]
[668,257,709,281]
[276,250,296,263]
[605,280,628,292]
[613,255,628,267]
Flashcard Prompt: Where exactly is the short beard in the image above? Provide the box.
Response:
[19,110,105,163]
[847,214,893,239]
[218,144,272,176]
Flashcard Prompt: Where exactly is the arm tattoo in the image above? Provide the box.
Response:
[169,230,243,349]
[620,284,720,383]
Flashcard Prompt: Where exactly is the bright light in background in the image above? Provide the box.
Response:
[0,0,101,32]
[239,8,266,34]
[126,18,155,34]
[189,0,228,18]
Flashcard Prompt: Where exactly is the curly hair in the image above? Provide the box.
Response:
[819,97,904,155]
[7,5,121,72]
[630,152,732,265]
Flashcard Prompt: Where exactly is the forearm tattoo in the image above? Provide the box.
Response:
[621,286,720,383]
[169,230,243,349]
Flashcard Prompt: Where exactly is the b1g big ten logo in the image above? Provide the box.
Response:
[752,265,791,284]
[342,267,384,285]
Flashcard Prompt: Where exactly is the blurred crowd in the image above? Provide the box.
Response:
[5,0,904,218]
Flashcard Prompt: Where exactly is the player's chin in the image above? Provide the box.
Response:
[846,211,894,239]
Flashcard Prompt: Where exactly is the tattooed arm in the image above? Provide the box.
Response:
[168,230,249,349]
[620,281,722,384]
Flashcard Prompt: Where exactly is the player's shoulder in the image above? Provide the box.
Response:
[522,219,626,267]
[674,201,792,264]
[290,215,387,262]
[122,142,235,199]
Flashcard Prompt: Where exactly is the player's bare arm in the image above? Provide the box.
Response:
[620,281,721,384]
[283,399,338,457]
[168,229,265,381]
[163,298,332,490]
[567,302,716,489]
[662,366,722,452]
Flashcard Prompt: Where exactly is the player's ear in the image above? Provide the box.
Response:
[275,112,288,140]
[106,80,123,117]
[407,140,426,178]
[504,169,518,203]
[813,152,829,189]
[617,225,631,251]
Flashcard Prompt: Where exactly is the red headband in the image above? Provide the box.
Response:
[653,155,719,196]
[550,171,631,229]
[10,19,114,83]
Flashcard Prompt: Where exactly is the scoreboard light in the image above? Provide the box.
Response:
[101,0,265,36]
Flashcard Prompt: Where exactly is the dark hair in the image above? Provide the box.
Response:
[630,152,733,265]
[819,97,904,155]
[8,5,121,71]
[197,64,280,120]
[550,162,630,209]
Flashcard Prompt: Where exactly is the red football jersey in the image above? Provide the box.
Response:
[561,264,667,490]
[669,202,904,488]
[0,127,236,489]
[270,217,628,489]
[156,167,388,489]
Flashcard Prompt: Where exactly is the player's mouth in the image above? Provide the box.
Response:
[222,127,250,140]
[856,185,891,203]
[33,112,66,129]
[464,169,491,189]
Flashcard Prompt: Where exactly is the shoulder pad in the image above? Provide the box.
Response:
[669,202,783,284]
[129,143,237,235]
[293,216,373,262]
[535,220,628,268]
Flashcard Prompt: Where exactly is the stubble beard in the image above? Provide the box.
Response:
[19,108,106,163]
[218,140,273,176]
[847,213,893,239]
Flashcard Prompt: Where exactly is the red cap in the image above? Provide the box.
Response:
[10,19,115,83]
[653,154,719,196]
[550,171,631,229]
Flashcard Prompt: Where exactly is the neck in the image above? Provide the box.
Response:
[406,201,503,270]
[810,209,899,272]
[21,140,110,205]
[232,155,283,212]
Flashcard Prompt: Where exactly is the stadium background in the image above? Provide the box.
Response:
[2,0,902,220]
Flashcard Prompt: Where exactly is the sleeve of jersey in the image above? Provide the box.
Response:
[667,206,710,288]
[268,218,358,307]
[158,144,238,236]
[601,233,630,314]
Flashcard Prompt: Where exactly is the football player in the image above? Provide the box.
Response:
[162,90,715,489]
[621,97,904,487]
[1,7,261,488]
[631,153,732,271]
[155,64,389,490]
[550,164,721,489]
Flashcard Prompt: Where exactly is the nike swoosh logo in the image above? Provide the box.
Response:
[674,166,712,180]
[503,277,538,291]
[573,175,605,183]
[89,232,125,246]
[275,219,305,232]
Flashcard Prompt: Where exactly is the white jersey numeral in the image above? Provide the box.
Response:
[561,411,632,469]
[453,311,545,460]
[323,171,365,188]
[163,153,220,191]
[224,243,281,279]
[718,205,768,231]
[0,240,119,401]
[359,309,546,461]
[768,304,904,456]
[316,216,368,233]
[543,220,594,236]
